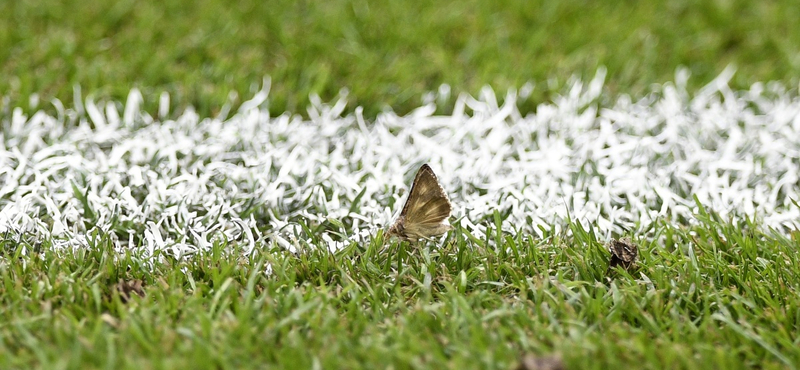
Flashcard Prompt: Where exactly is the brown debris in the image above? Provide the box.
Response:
[517,354,565,370]
[100,313,121,328]
[115,278,145,303]
[607,237,638,272]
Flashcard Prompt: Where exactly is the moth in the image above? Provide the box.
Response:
[386,164,453,241]
[606,237,638,271]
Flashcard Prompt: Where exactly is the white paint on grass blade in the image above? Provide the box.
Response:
[1,68,800,255]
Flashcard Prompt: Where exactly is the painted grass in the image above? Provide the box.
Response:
[4,70,800,254]
[2,77,800,368]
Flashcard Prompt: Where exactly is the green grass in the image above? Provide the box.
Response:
[2,0,800,117]
[2,205,799,369]
[3,1,800,368]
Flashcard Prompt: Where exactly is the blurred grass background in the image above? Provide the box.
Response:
[2,0,799,117]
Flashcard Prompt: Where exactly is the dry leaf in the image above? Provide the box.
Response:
[115,278,145,303]
[517,354,565,370]
[100,313,120,328]
[607,237,638,272]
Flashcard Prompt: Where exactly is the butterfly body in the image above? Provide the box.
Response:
[386,164,453,241]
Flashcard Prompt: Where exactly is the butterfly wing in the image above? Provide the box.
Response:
[399,164,452,239]
[404,165,451,223]
[387,164,453,240]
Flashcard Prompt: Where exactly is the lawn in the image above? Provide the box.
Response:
[2,0,799,116]
[3,215,798,369]
[2,1,800,369]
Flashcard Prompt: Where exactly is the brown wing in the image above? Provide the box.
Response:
[400,164,452,226]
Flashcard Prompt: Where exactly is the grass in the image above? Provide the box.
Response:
[1,205,799,369]
[2,0,800,117]
[3,0,800,368]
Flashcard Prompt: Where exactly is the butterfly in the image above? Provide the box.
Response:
[606,237,638,271]
[386,164,453,241]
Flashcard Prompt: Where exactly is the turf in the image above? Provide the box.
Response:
[3,0,800,369]
[2,0,800,117]
[2,75,800,368]
[1,213,799,369]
